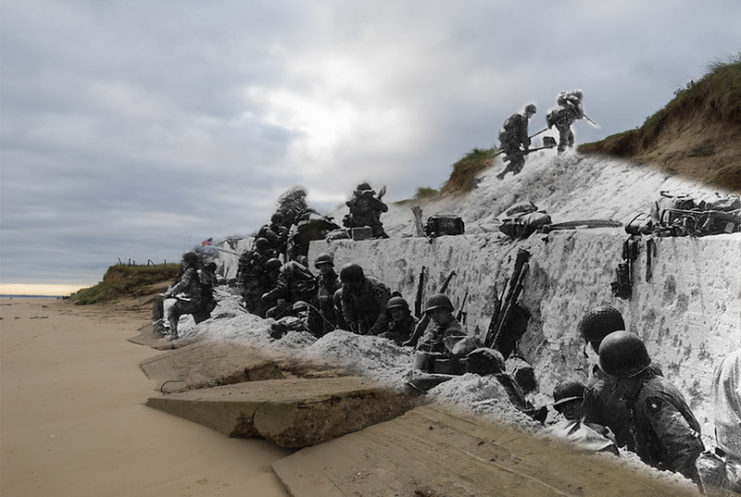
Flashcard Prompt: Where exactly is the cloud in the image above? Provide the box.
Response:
[1,0,740,285]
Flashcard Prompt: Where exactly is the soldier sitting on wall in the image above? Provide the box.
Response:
[343,182,389,238]
[160,251,214,340]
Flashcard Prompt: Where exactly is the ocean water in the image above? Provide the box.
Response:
[0,294,63,299]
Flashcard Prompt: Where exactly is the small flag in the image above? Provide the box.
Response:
[201,237,213,247]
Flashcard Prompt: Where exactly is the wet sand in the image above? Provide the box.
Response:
[0,298,290,497]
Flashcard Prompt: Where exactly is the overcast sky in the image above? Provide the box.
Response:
[1,0,739,292]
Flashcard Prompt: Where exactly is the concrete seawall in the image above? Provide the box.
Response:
[310,230,740,434]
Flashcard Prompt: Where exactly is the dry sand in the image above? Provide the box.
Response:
[0,297,290,497]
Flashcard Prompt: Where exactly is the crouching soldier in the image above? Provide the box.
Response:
[162,251,213,340]
[339,263,391,335]
[314,253,341,334]
[541,380,619,455]
[599,331,704,484]
[377,296,417,346]
[263,259,317,319]
[415,294,467,355]
[269,301,324,339]
[496,103,537,180]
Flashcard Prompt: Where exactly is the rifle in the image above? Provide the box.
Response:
[414,266,426,319]
[529,127,548,139]
[493,136,557,158]
[404,270,456,347]
[489,249,531,352]
[483,284,503,347]
[456,288,469,324]
[583,113,600,128]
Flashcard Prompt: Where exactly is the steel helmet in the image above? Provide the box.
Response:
[339,263,365,283]
[424,293,454,314]
[254,237,270,251]
[271,213,284,224]
[356,182,372,191]
[265,258,282,272]
[314,253,334,268]
[386,296,409,312]
[553,380,586,408]
[182,251,199,265]
[598,330,652,378]
[292,300,309,311]
[525,103,537,114]
[578,307,626,348]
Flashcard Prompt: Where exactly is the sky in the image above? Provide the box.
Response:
[1,0,740,294]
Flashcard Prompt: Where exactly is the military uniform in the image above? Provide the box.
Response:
[238,250,271,313]
[344,189,389,238]
[315,269,340,334]
[378,312,417,346]
[712,350,741,491]
[497,111,531,179]
[626,375,704,483]
[547,91,584,152]
[416,318,466,354]
[583,366,635,450]
[263,261,317,316]
[257,222,289,255]
[164,266,212,337]
[341,276,391,335]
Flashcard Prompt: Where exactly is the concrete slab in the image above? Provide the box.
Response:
[127,322,176,350]
[272,405,700,497]
[139,340,284,392]
[146,376,416,448]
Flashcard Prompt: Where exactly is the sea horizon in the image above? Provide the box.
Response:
[0,294,65,299]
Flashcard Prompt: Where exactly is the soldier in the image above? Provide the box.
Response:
[339,263,391,335]
[269,300,324,339]
[198,261,218,316]
[599,331,704,483]
[257,213,289,255]
[253,257,282,318]
[547,90,585,153]
[579,306,635,450]
[541,380,619,455]
[314,253,340,334]
[496,103,537,180]
[263,259,317,319]
[415,293,467,354]
[275,187,309,227]
[333,288,349,330]
[237,238,276,314]
[343,182,389,238]
[161,251,213,340]
[377,296,418,346]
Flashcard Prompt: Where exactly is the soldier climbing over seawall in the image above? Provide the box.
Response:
[546,90,586,153]
[496,103,537,180]
[343,182,389,238]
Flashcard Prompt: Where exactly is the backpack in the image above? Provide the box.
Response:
[650,191,696,224]
[425,214,465,238]
[499,211,551,240]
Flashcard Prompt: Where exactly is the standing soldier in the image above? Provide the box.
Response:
[343,182,389,238]
[339,263,391,335]
[313,253,341,334]
[496,103,537,180]
[578,306,635,450]
[599,331,704,483]
[547,90,585,153]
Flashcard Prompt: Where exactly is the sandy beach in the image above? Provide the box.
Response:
[0,297,290,497]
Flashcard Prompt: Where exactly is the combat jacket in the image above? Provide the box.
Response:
[263,261,316,304]
[377,312,418,346]
[499,112,530,151]
[257,223,289,254]
[714,350,741,460]
[345,194,388,227]
[166,267,205,305]
[341,276,391,335]
[417,318,466,354]
[628,375,704,482]
[583,366,635,450]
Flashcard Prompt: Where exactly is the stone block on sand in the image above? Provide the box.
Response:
[139,340,283,393]
[146,376,415,448]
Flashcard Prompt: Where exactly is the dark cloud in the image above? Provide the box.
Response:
[1,0,739,287]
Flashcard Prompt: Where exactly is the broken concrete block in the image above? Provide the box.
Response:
[139,340,283,392]
[146,376,416,447]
